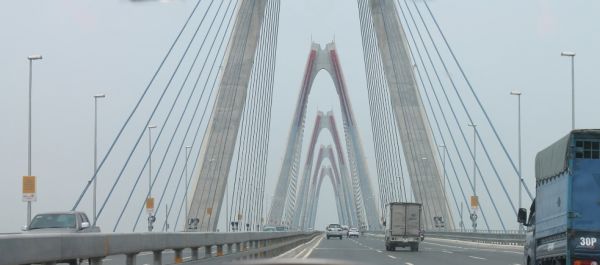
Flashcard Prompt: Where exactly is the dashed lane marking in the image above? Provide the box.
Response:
[441,250,453,254]
[376,250,383,253]
[387,255,397,259]
[468,255,487,260]
[406,263,414,265]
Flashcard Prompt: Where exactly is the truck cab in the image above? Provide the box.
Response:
[518,130,600,265]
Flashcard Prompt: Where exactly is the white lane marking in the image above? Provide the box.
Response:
[302,236,324,259]
[441,250,453,254]
[468,255,487,260]
[277,235,322,259]
[387,255,397,259]
[376,250,383,253]
[406,263,414,265]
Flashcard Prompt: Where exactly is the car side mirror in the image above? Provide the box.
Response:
[21,225,28,231]
[517,208,527,225]
[81,222,90,230]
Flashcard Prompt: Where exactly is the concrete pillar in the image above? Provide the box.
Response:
[90,257,103,265]
[227,243,233,254]
[153,251,162,265]
[126,253,138,265]
[216,245,224,257]
[205,246,212,257]
[236,242,242,252]
[191,247,199,260]
[174,249,183,264]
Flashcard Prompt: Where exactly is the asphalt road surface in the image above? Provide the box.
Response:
[87,234,524,265]
[282,234,524,265]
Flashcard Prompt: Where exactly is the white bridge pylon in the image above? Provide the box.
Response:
[187,0,455,231]
[269,42,380,230]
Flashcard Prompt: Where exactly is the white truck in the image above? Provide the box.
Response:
[384,202,422,252]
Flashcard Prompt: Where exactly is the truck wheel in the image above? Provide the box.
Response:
[327,236,330,240]
[339,236,342,240]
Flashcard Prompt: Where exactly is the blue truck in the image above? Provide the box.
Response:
[518,129,600,265]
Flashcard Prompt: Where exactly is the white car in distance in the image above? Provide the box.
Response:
[326,223,343,240]
[348,227,360,238]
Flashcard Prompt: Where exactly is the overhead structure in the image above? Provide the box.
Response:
[269,42,380,230]
[303,146,352,230]
[292,112,357,230]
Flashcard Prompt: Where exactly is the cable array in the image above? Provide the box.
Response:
[228,0,280,232]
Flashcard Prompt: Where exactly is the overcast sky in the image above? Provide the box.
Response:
[1,0,599,233]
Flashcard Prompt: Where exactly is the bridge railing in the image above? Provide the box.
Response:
[365,229,525,246]
[0,231,319,265]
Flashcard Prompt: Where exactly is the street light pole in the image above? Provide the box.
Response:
[184,146,191,230]
[467,123,478,231]
[438,144,447,229]
[147,124,157,232]
[467,124,477,196]
[93,94,106,225]
[26,54,42,225]
[561,51,576,130]
[510,90,523,231]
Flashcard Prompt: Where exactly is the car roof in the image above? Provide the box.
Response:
[34,211,84,215]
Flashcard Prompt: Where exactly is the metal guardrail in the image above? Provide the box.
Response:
[365,230,525,246]
[0,231,319,265]
[426,231,525,245]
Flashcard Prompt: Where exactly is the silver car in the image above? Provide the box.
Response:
[326,223,343,240]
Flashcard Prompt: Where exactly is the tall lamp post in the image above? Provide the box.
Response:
[438,144,447,229]
[147,124,157,232]
[184,145,191,230]
[467,123,478,231]
[561,51,576,130]
[510,90,523,231]
[26,54,42,225]
[93,94,106,225]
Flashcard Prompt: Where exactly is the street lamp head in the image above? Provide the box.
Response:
[561,51,576,57]
[510,91,522,96]
[148,125,157,129]
[94,94,106,99]
[467,123,477,128]
[186,146,192,149]
[28,55,43,60]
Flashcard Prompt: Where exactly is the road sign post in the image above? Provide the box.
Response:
[22,176,36,225]
[470,195,479,231]
[146,197,155,232]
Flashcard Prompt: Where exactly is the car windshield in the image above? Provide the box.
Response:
[29,214,76,229]
[328,224,341,229]
[350,228,358,232]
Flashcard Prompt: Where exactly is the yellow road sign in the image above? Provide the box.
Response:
[22,176,36,202]
[146,197,155,214]
[470,195,479,208]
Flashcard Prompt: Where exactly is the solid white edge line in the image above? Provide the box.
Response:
[275,234,322,259]
[302,235,324,259]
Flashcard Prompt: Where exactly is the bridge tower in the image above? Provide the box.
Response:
[269,43,381,230]
[187,0,269,231]
[362,0,455,228]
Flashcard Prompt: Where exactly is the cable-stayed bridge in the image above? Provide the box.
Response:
[1,0,544,264]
